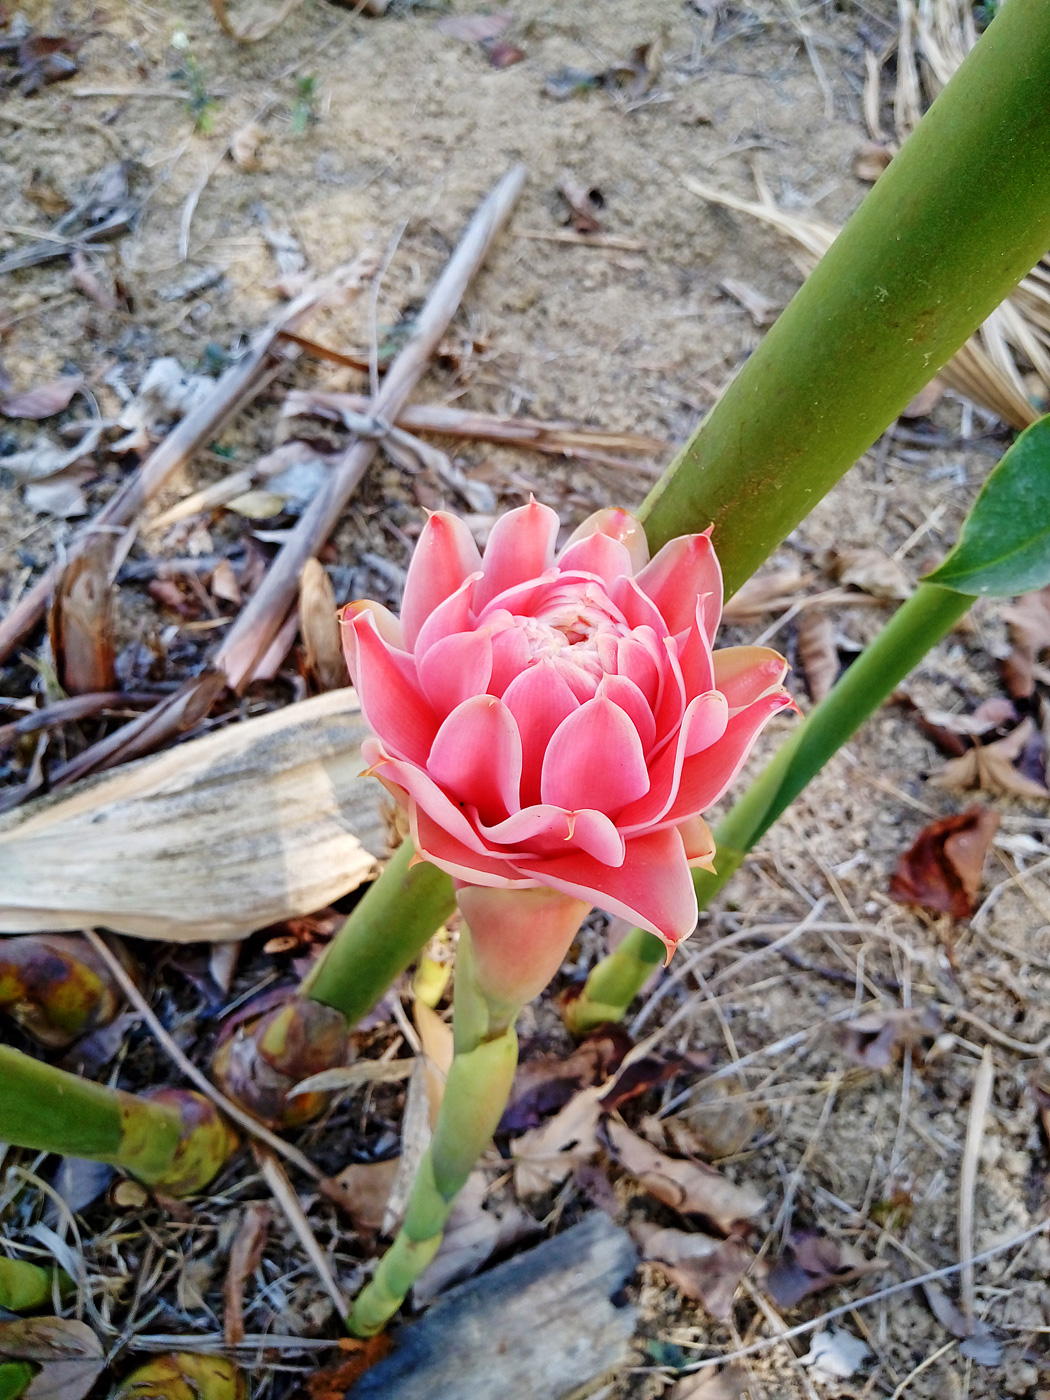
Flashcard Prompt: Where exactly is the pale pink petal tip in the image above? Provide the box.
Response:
[561,507,649,573]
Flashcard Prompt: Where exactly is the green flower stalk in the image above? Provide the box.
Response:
[0,1045,236,1195]
[0,936,121,1048]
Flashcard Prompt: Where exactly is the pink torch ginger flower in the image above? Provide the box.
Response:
[342,503,793,964]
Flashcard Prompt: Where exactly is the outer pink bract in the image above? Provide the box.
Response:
[342,502,793,951]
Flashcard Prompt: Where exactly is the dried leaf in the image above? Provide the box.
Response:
[231,122,265,170]
[289,1060,412,1099]
[557,176,604,235]
[0,691,385,941]
[888,805,1000,919]
[210,560,242,606]
[23,474,89,519]
[901,377,945,418]
[486,40,525,68]
[934,718,1049,799]
[599,1049,700,1114]
[1002,585,1050,698]
[414,1171,540,1303]
[766,1232,886,1308]
[500,1026,631,1133]
[800,1329,871,1381]
[415,999,454,1129]
[15,35,79,95]
[512,1085,604,1198]
[299,559,349,693]
[830,546,913,600]
[604,1119,764,1230]
[434,12,514,42]
[223,1203,271,1344]
[0,376,83,420]
[49,541,116,696]
[668,1086,760,1159]
[720,567,811,623]
[382,1059,433,1235]
[720,277,779,327]
[842,1005,940,1069]
[798,609,838,702]
[327,1159,400,1235]
[226,490,286,520]
[304,1337,391,1400]
[69,251,115,310]
[0,1319,102,1400]
[853,139,894,182]
[671,1366,749,1400]
[633,1222,753,1321]
[210,0,307,43]
[923,1283,1003,1366]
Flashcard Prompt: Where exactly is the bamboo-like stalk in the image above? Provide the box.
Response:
[0,1045,237,1194]
[566,584,972,1032]
[639,0,1050,591]
[347,924,519,1336]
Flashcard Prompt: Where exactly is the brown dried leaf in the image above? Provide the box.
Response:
[901,377,945,418]
[557,175,605,235]
[0,375,83,420]
[415,998,454,1129]
[434,11,514,42]
[671,1366,749,1400]
[889,805,1000,919]
[210,559,242,606]
[633,1222,753,1321]
[414,1170,540,1302]
[223,1202,271,1344]
[512,1085,604,1198]
[923,1283,1003,1365]
[16,35,79,95]
[299,559,348,693]
[500,1025,630,1133]
[604,1119,764,1230]
[49,540,116,696]
[842,1005,940,1069]
[486,40,525,68]
[934,718,1049,800]
[231,122,266,170]
[829,546,913,600]
[853,139,894,182]
[766,1232,886,1309]
[720,567,811,623]
[210,0,307,43]
[0,1318,103,1400]
[327,1158,400,1235]
[69,250,115,310]
[798,609,838,703]
[1002,586,1050,698]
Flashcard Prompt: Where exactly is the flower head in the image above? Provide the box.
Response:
[342,503,793,952]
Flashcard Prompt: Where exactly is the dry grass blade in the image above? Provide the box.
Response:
[959,1046,994,1320]
[681,174,1044,429]
[0,691,384,940]
[252,1146,349,1319]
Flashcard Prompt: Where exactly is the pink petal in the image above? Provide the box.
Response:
[476,805,625,866]
[488,619,533,696]
[473,500,560,611]
[652,636,687,742]
[428,694,523,825]
[413,573,479,660]
[400,512,482,651]
[418,629,493,717]
[713,646,789,711]
[617,690,729,831]
[362,738,495,856]
[659,690,794,824]
[510,827,698,947]
[677,813,716,871]
[475,569,563,624]
[616,634,662,711]
[412,806,534,888]
[349,613,439,764]
[675,604,715,698]
[541,696,650,815]
[609,574,669,637]
[598,673,656,755]
[502,662,580,806]
[555,532,634,587]
[635,532,723,638]
[560,507,649,573]
[341,598,403,650]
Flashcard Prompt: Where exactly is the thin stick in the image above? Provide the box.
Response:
[0,264,354,665]
[677,1216,1050,1374]
[252,1145,349,1319]
[81,930,326,1185]
[216,164,526,691]
[959,1046,994,1319]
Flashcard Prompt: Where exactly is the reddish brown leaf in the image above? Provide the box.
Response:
[0,375,83,420]
[766,1232,886,1308]
[223,1201,271,1345]
[633,1222,754,1321]
[888,805,1000,919]
[49,541,116,696]
[500,1025,630,1133]
[604,1119,764,1231]
[305,1336,392,1400]
[486,39,525,67]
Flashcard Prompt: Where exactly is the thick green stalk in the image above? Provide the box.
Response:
[302,838,456,1024]
[639,0,1050,588]
[0,1045,235,1194]
[348,924,519,1337]
[569,584,973,1029]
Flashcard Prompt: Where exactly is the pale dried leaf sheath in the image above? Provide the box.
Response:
[49,544,116,697]
[0,691,386,941]
[299,559,349,692]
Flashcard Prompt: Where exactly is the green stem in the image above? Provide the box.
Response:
[0,1364,33,1400]
[0,1045,234,1194]
[303,839,456,1025]
[569,584,973,1028]
[348,923,519,1337]
[639,0,1050,589]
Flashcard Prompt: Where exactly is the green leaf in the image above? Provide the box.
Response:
[924,415,1050,596]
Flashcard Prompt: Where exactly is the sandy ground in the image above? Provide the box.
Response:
[1,2,1049,1397]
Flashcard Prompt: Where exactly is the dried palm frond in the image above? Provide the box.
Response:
[0,691,385,941]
